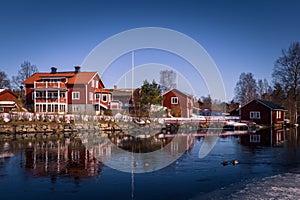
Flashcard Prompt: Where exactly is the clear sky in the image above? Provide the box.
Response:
[1,0,300,101]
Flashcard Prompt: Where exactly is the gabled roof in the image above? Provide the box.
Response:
[243,99,286,111]
[22,72,74,84]
[255,99,285,110]
[68,72,102,85]
[95,88,111,93]
[22,71,104,87]
[163,88,193,98]
[0,89,18,99]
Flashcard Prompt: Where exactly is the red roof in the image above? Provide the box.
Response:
[94,88,112,93]
[163,88,193,98]
[0,89,18,101]
[22,71,104,87]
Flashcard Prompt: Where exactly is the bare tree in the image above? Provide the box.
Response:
[234,72,258,105]
[200,95,212,110]
[258,78,272,100]
[271,83,286,106]
[272,42,300,123]
[257,79,264,99]
[0,70,10,89]
[159,70,176,93]
[12,61,38,89]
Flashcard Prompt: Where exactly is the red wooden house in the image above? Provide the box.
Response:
[22,66,111,114]
[0,89,18,113]
[240,99,286,126]
[162,89,193,118]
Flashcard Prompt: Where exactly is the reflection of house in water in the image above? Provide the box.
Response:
[25,138,110,179]
[83,136,112,163]
[240,129,285,147]
[109,133,194,155]
[167,135,195,155]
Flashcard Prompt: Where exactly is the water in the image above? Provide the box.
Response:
[1,128,300,199]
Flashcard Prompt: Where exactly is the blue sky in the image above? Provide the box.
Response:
[1,0,300,101]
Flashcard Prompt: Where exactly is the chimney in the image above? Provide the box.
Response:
[74,66,81,74]
[51,67,57,74]
[114,85,118,90]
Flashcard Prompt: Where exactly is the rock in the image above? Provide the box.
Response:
[27,128,36,132]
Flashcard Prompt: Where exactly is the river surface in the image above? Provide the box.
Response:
[0,128,300,200]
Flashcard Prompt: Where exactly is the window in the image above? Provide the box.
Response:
[0,107,4,112]
[49,92,58,98]
[89,92,94,101]
[95,93,100,100]
[72,92,80,100]
[60,93,65,98]
[102,94,107,102]
[91,80,95,88]
[250,111,260,119]
[276,111,281,119]
[73,106,79,112]
[95,80,99,88]
[250,134,260,143]
[171,97,178,104]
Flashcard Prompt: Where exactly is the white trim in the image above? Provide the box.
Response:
[163,88,192,98]
[102,94,108,102]
[276,110,281,119]
[250,111,260,119]
[0,101,16,105]
[72,91,80,100]
[85,84,87,104]
[87,72,99,84]
[171,97,178,104]
[89,92,94,101]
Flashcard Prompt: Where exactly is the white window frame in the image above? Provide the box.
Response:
[89,92,94,101]
[60,92,65,98]
[250,134,260,143]
[72,92,80,100]
[72,106,79,112]
[102,94,107,102]
[250,111,260,119]
[95,80,99,88]
[171,97,178,104]
[91,80,95,88]
[276,111,281,119]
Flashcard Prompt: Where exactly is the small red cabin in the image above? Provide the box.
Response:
[0,89,18,113]
[240,99,286,126]
[162,89,193,118]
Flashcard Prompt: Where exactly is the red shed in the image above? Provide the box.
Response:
[240,99,286,126]
[0,89,18,113]
[162,89,193,118]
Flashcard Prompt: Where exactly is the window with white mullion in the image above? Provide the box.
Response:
[250,111,260,119]
[171,97,178,104]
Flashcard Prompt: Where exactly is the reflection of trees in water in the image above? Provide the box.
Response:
[108,132,195,154]
[109,133,172,153]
